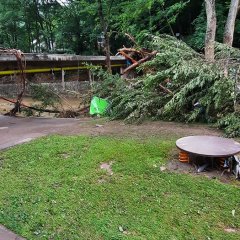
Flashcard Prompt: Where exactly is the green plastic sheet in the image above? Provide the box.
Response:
[90,96,109,115]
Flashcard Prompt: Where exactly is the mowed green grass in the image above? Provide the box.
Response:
[0,136,239,240]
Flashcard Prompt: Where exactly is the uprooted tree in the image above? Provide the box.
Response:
[93,34,240,137]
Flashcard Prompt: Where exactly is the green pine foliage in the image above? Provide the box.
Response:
[94,35,240,136]
[217,113,240,138]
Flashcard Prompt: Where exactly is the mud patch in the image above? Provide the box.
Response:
[167,158,239,185]
[167,159,195,174]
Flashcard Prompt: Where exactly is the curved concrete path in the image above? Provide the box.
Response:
[0,115,82,150]
[0,225,25,240]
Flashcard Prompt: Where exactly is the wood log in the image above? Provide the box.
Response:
[123,50,157,74]
[119,51,137,63]
[118,47,154,59]
[118,47,143,55]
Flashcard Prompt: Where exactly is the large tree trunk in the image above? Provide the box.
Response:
[104,31,111,73]
[205,0,216,62]
[97,0,112,74]
[223,0,240,46]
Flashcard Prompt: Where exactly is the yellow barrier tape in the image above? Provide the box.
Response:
[0,64,124,75]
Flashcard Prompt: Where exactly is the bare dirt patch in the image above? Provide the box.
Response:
[166,156,240,185]
[100,161,114,175]
[57,118,222,140]
[98,161,114,184]
[224,228,240,233]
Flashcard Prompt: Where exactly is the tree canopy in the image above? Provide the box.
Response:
[0,0,239,54]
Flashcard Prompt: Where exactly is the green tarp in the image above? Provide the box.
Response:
[89,96,109,115]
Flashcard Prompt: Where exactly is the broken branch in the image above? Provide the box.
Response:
[118,47,143,56]
[123,50,157,74]
[125,33,138,46]
[159,84,173,95]
[0,96,89,116]
[119,50,137,63]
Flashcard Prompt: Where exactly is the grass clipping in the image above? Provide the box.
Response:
[94,34,240,137]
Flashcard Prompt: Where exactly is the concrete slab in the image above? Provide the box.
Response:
[0,225,25,240]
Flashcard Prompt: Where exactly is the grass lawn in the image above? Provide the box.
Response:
[0,135,239,239]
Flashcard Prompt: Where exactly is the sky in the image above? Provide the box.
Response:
[56,0,69,6]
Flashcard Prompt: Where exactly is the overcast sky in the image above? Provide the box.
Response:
[56,0,68,6]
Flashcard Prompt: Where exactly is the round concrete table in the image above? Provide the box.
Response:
[176,135,240,157]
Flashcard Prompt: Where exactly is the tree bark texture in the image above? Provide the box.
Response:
[205,0,217,62]
[223,0,240,46]
[97,0,112,73]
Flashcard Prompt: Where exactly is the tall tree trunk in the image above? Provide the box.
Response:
[23,4,32,52]
[223,0,240,46]
[97,0,112,74]
[104,31,111,71]
[205,0,216,62]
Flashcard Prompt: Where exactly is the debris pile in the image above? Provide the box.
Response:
[118,47,157,76]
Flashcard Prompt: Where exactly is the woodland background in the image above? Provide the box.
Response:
[0,0,239,54]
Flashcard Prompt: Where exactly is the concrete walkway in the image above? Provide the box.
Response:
[0,225,25,240]
[0,115,82,150]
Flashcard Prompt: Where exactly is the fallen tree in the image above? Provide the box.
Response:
[94,34,240,137]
